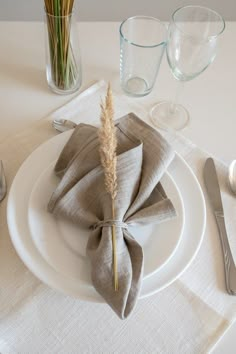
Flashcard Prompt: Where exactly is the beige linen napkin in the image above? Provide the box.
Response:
[48,113,176,318]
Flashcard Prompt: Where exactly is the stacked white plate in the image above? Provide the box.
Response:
[7,131,206,302]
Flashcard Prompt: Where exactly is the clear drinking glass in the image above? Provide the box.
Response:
[120,16,167,97]
[150,6,225,130]
[44,11,82,95]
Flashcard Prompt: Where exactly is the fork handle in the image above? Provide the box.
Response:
[215,212,236,295]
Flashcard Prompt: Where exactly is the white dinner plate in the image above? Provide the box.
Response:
[28,160,184,281]
[7,131,206,301]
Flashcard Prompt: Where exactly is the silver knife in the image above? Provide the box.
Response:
[204,157,236,295]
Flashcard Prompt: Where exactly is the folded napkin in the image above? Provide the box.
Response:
[48,113,176,318]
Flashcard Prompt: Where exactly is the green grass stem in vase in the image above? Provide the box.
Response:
[44,0,82,94]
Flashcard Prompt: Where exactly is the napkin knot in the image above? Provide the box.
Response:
[92,219,128,230]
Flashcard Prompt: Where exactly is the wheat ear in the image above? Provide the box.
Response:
[98,83,118,291]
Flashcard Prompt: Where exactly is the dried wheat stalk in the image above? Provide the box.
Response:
[99,83,118,291]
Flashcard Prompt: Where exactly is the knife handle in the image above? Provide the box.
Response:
[215,212,236,295]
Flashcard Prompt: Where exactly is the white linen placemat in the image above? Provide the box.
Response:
[0,80,236,354]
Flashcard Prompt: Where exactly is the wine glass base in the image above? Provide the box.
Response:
[150,101,189,131]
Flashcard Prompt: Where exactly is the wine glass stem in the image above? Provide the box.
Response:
[169,80,185,115]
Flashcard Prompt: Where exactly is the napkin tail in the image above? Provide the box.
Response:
[87,227,143,319]
[122,229,143,319]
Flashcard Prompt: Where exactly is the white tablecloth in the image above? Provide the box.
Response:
[0,81,236,354]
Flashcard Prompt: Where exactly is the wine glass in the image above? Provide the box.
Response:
[150,6,225,131]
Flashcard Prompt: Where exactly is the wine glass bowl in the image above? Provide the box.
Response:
[151,6,225,131]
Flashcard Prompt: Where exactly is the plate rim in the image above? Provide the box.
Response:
[7,130,206,301]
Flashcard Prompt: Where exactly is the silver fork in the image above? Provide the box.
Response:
[0,160,7,202]
[52,118,77,133]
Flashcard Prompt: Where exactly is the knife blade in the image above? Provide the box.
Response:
[204,157,236,295]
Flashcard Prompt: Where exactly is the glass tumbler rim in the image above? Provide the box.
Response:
[171,5,225,40]
[119,15,167,48]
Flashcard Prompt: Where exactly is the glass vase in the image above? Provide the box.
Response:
[44,10,82,95]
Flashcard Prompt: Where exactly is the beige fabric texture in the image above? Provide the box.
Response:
[48,113,176,318]
[0,81,236,353]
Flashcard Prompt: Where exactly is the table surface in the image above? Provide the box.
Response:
[0,21,235,353]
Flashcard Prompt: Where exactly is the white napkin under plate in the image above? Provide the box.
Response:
[0,80,236,353]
